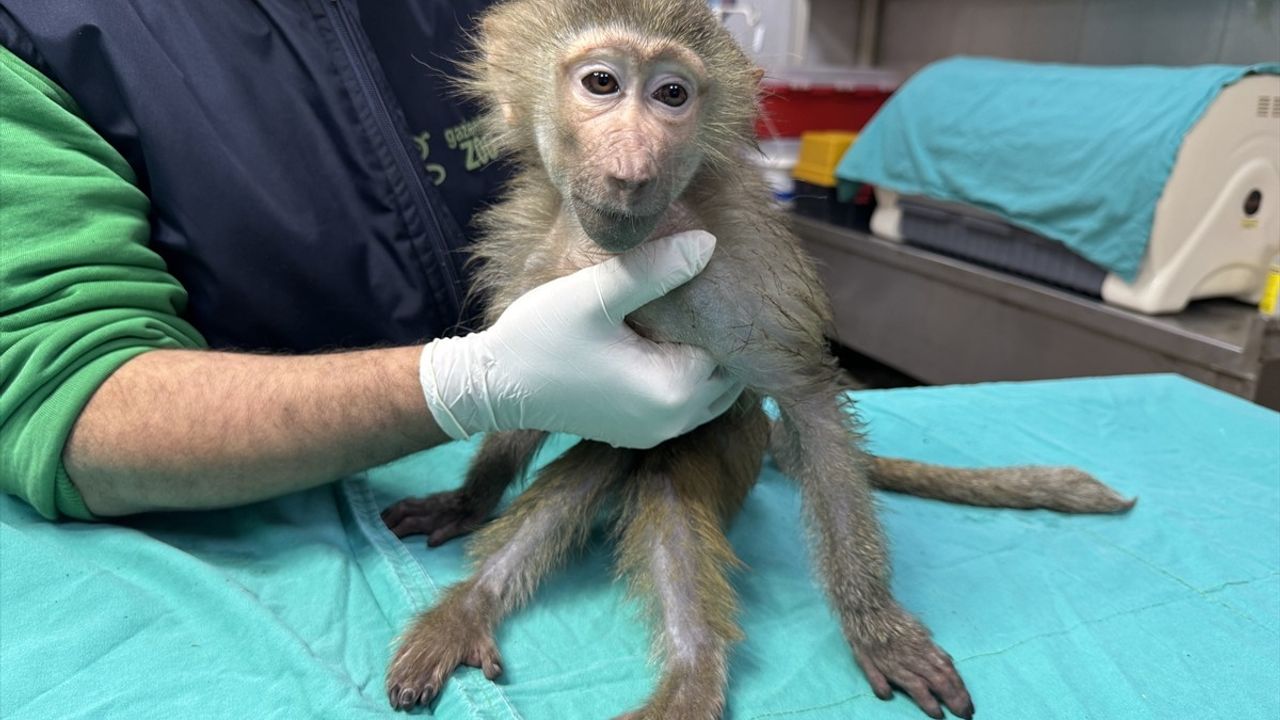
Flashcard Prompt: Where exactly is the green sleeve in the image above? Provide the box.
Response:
[0,45,207,520]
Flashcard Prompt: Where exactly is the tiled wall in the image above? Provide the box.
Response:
[876,0,1280,71]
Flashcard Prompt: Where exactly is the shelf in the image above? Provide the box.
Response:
[792,215,1280,408]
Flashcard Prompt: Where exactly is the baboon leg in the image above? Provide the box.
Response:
[612,402,768,720]
[386,440,630,710]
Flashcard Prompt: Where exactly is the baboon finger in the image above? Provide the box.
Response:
[381,498,428,527]
[427,520,473,547]
[387,514,445,539]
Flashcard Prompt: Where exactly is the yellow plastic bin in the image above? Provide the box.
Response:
[791,131,871,229]
[793,131,858,188]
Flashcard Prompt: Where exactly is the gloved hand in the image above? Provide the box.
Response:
[419,230,743,449]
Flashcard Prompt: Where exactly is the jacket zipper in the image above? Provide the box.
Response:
[324,0,465,315]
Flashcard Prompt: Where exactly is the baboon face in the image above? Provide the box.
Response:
[466,1,759,253]
[545,29,708,251]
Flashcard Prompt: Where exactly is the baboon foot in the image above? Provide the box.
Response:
[386,598,503,710]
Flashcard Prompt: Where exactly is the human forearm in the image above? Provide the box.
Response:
[64,347,447,515]
[57,232,739,518]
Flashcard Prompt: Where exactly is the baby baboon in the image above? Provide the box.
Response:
[384,1,1133,717]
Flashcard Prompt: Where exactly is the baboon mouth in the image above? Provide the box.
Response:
[574,194,652,220]
[572,196,662,252]
[582,202,638,222]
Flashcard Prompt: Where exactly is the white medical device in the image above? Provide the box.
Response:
[872,74,1280,315]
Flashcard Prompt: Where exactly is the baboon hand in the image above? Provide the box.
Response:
[852,609,974,719]
[381,490,493,547]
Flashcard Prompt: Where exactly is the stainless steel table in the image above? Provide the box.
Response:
[793,215,1280,410]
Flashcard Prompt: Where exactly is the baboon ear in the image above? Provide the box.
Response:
[752,67,765,86]
[477,10,523,128]
[480,13,504,46]
[500,102,518,128]
[479,9,523,69]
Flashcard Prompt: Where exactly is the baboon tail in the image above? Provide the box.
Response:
[867,456,1137,514]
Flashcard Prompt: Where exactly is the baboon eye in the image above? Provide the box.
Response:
[653,83,688,107]
[582,71,619,95]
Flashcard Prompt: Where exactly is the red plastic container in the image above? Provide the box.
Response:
[755,68,898,139]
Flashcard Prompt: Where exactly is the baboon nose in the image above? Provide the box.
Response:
[607,175,652,194]
[605,153,655,196]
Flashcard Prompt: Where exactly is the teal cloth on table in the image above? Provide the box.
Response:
[2,374,1278,719]
[836,57,1280,281]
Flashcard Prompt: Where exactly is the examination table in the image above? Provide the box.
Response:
[2,375,1276,719]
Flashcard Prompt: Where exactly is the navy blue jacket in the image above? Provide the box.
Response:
[0,0,504,352]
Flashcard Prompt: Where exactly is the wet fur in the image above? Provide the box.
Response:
[384,1,1133,717]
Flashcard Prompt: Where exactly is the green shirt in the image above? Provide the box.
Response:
[0,46,206,520]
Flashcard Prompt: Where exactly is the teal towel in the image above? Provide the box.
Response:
[2,375,1277,719]
[837,57,1280,281]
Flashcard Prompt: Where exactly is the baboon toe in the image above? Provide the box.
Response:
[461,638,504,680]
[386,678,436,711]
[386,640,455,711]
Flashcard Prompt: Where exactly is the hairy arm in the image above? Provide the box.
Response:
[65,347,448,516]
[0,47,447,519]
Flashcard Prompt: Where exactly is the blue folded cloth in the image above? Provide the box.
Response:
[838,57,1280,280]
[2,375,1277,718]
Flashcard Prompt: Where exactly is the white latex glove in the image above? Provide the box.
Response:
[420,230,744,449]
